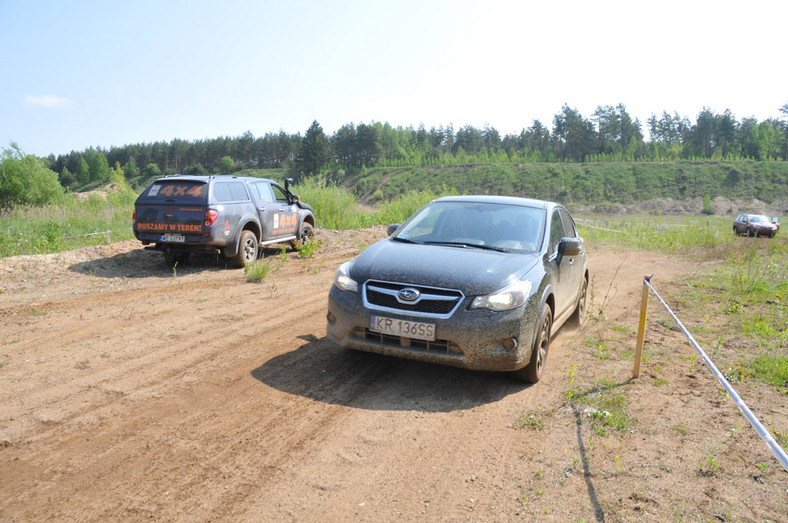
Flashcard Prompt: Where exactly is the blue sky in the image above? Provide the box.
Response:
[2,0,787,157]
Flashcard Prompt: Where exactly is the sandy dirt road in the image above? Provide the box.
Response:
[1,228,786,521]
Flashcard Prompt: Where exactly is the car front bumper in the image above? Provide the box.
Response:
[326,286,540,372]
[751,227,778,237]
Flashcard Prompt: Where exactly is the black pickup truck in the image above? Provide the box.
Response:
[133,175,315,267]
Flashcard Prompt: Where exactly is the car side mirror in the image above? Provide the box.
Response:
[283,177,299,203]
[558,237,582,256]
[555,237,582,265]
[387,224,401,236]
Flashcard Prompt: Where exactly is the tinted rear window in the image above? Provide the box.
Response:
[142,181,207,202]
[213,182,250,202]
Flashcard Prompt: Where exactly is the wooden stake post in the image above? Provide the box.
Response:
[633,275,652,378]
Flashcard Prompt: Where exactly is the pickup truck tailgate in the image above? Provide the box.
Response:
[134,180,209,242]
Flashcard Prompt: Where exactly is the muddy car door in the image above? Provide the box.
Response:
[268,183,299,239]
[547,208,579,318]
[249,181,297,242]
[249,181,279,241]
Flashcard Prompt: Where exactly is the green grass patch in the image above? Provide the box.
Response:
[748,356,788,387]
[570,380,633,436]
[1,177,466,257]
[577,214,737,254]
[0,185,137,257]
[291,179,373,230]
[244,260,273,282]
[674,237,786,387]
[513,411,546,430]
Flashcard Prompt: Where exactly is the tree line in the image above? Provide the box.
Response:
[27,102,788,189]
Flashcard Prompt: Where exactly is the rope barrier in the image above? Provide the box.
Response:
[638,277,788,472]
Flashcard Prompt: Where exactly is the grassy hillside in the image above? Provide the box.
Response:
[333,161,788,204]
[3,161,787,258]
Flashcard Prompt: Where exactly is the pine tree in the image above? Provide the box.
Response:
[124,156,140,179]
[297,120,331,177]
[75,157,90,184]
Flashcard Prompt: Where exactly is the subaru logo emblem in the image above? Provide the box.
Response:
[398,287,421,302]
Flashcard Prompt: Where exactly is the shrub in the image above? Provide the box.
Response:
[244,260,273,282]
[701,194,716,215]
[0,143,64,211]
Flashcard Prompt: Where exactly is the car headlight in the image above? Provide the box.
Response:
[470,280,532,312]
[334,261,358,293]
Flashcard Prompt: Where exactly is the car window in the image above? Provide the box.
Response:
[214,182,250,202]
[549,210,564,254]
[252,182,275,203]
[272,184,289,203]
[558,209,577,238]
[750,215,768,223]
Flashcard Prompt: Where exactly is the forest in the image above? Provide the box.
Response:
[44,104,788,186]
[2,103,788,212]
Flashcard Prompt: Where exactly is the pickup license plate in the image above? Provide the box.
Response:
[370,315,436,341]
[161,234,186,243]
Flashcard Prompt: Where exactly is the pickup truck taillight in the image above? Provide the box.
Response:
[204,210,219,227]
[132,209,137,225]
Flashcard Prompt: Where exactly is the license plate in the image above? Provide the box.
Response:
[370,315,436,341]
[161,234,186,243]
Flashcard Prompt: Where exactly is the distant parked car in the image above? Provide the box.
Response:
[732,214,779,237]
[326,195,589,383]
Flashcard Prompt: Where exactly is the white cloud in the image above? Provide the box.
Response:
[23,94,74,109]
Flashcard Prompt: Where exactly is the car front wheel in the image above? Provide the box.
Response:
[513,305,552,383]
[291,222,315,250]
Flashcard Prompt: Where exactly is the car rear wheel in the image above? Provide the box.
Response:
[513,305,552,383]
[568,275,588,328]
[232,230,258,267]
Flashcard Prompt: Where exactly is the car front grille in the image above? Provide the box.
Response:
[353,327,460,355]
[363,280,464,319]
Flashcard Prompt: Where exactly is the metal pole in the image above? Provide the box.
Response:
[633,275,651,378]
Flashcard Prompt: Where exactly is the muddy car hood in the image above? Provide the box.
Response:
[348,239,541,295]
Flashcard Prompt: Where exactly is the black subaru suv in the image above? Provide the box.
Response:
[133,175,315,267]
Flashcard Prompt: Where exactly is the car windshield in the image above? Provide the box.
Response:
[749,215,770,223]
[393,201,545,252]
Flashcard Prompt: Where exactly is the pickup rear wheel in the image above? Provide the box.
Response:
[232,230,258,267]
